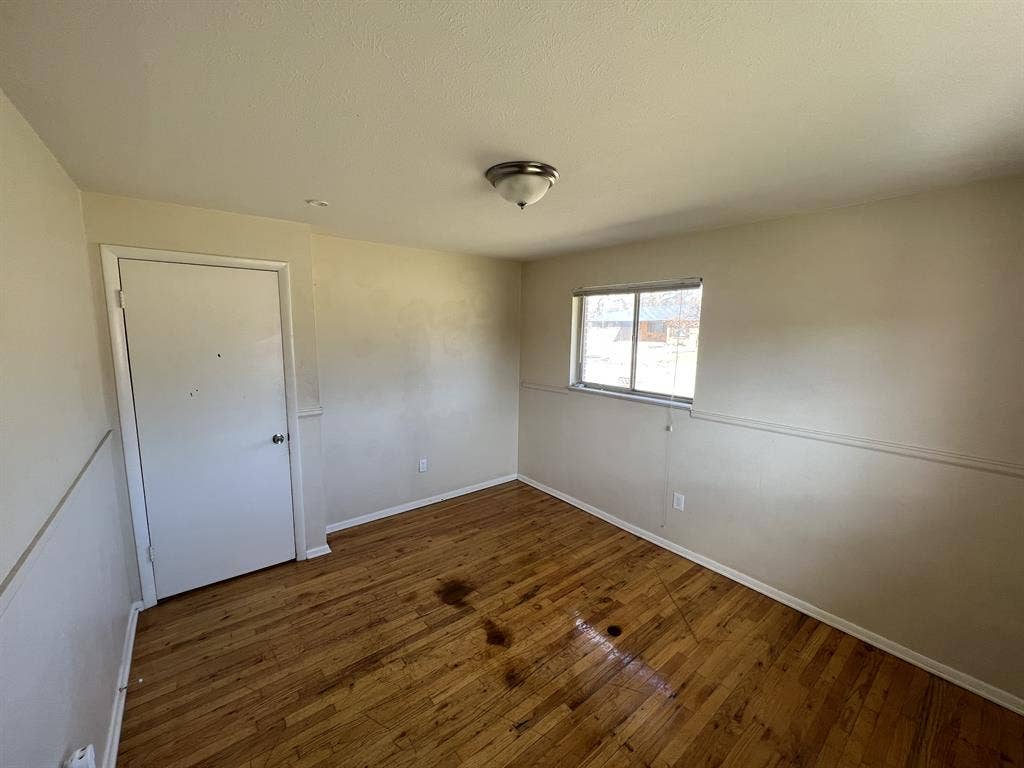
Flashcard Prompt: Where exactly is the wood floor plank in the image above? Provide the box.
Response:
[119,481,1022,767]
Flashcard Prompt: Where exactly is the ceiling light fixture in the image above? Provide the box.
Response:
[305,198,329,207]
[485,161,559,209]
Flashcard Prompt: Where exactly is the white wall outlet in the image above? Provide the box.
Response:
[418,457,428,473]
[64,745,96,768]
[672,492,685,512]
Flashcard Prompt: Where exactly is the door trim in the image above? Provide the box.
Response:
[101,244,308,608]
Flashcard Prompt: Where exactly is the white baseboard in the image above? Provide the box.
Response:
[305,544,332,559]
[325,474,518,535]
[516,474,1024,716]
[103,600,144,768]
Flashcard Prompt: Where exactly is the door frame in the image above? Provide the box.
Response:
[101,244,308,608]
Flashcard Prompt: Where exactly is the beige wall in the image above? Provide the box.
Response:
[77,198,525,545]
[1,92,115,580]
[81,192,320,408]
[313,235,520,524]
[1,433,138,768]
[6,75,1021,722]
[518,174,1024,700]
[80,193,329,552]
[1,89,139,768]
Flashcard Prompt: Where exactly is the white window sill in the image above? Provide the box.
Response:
[567,384,693,410]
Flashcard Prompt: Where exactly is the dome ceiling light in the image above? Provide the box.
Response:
[485,161,559,209]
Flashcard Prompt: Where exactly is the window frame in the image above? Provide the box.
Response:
[571,278,703,405]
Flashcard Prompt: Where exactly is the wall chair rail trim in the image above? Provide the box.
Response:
[0,429,112,614]
[516,473,1024,716]
[519,381,1024,478]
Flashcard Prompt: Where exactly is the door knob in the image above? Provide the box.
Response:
[272,433,286,444]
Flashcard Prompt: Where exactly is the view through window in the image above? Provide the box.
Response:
[576,281,702,401]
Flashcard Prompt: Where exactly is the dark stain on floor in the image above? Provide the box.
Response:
[436,579,474,607]
[504,666,522,688]
[607,624,623,637]
[482,618,511,647]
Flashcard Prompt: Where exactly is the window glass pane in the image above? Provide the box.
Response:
[633,286,702,398]
[581,293,635,388]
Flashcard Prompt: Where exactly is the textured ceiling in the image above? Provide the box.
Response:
[1,1,1022,258]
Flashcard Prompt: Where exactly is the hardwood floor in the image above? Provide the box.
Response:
[120,481,1022,767]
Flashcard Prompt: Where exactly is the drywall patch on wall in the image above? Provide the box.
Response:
[313,234,521,526]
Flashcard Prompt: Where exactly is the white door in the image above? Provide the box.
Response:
[120,259,296,599]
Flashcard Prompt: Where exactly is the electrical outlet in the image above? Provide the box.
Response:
[64,745,96,768]
[418,457,428,473]
[672,492,685,512]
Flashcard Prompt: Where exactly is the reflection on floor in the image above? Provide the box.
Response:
[119,481,1023,767]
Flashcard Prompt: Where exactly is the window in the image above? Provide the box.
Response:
[573,280,703,403]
